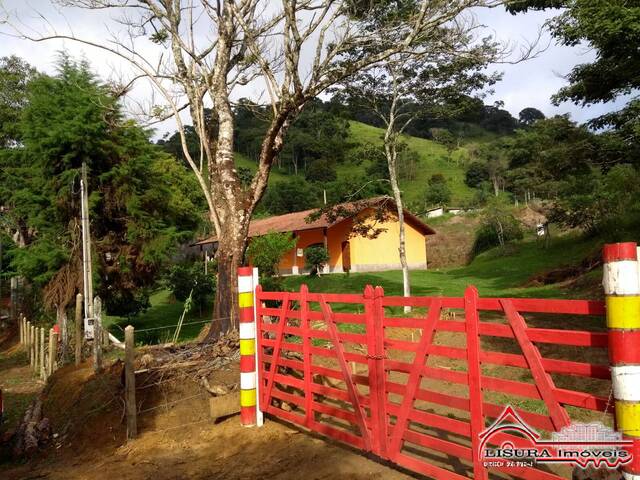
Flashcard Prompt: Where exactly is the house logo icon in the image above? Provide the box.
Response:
[479,405,633,469]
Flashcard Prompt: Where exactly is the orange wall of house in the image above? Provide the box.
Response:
[268,210,427,272]
[276,219,354,271]
[326,218,353,269]
[278,228,325,270]
[349,208,427,266]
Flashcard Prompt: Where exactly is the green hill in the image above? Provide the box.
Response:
[240,120,479,208]
[344,121,476,206]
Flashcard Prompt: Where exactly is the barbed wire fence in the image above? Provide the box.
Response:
[117,321,241,440]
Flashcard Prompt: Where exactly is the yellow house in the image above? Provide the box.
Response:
[195,197,436,275]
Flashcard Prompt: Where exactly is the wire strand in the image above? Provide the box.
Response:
[124,317,232,334]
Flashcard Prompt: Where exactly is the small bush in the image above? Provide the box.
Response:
[304,245,330,276]
[472,214,523,256]
[165,262,216,311]
[465,161,490,188]
[424,181,451,207]
[246,232,296,278]
[472,197,523,257]
[305,159,337,183]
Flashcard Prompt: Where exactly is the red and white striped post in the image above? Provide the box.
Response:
[603,242,640,480]
[238,266,262,427]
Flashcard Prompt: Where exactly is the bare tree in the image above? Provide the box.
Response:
[3,0,507,337]
[338,24,502,311]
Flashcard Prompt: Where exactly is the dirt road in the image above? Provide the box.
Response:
[0,333,414,480]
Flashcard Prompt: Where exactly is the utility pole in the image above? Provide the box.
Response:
[80,163,95,339]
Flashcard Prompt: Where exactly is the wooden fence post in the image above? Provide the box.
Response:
[124,325,137,440]
[30,324,35,370]
[25,320,30,356]
[48,329,57,376]
[75,293,83,366]
[35,326,41,375]
[19,314,23,344]
[34,327,39,374]
[93,296,103,373]
[40,328,46,380]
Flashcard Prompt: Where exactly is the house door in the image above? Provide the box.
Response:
[341,241,351,273]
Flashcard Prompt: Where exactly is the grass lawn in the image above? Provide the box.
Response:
[104,289,212,346]
[102,232,601,345]
[283,233,601,300]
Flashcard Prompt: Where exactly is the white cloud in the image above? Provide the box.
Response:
[0,1,626,136]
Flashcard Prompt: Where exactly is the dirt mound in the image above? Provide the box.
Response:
[44,360,126,451]
[427,213,481,268]
[2,340,409,480]
[516,205,547,229]
[526,249,602,293]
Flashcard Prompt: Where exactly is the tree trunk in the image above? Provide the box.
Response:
[56,304,68,353]
[492,175,499,196]
[207,215,250,342]
[385,138,411,314]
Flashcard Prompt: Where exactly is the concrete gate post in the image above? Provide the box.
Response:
[238,266,262,427]
[603,242,640,479]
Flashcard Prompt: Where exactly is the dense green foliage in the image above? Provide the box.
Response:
[549,164,640,236]
[246,232,296,278]
[424,174,452,207]
[0,56,204,316]
[472,198,524,256]
[0,56,35,147]
[518,107,545,126]
[261,179,319,215]
[465,161,490,188]
[165,262,216,312]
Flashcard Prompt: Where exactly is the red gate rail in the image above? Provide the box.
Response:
[255,285,610,480]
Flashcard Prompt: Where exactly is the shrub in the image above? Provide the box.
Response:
[261,178,319,214]
[104,289,151,318]
[305,159,337,183]
[246,232,297,278]
[472,198,523,256]
[549,165,640,238]
[465,161,490,188]
[424,181,451,207]
[165,262,216,311]
[472,220,523,256]
[304,245,330,276]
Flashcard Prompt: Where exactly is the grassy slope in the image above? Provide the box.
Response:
[342,121,475,205]
[235,152,289,184]
[282,233,600,301]
[246,120,479,206]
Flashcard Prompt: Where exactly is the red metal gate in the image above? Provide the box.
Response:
[256,285,609,480]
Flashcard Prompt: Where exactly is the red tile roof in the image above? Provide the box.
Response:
[194,196,435,245]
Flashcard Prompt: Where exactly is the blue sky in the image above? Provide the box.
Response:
[477,6,625,124]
